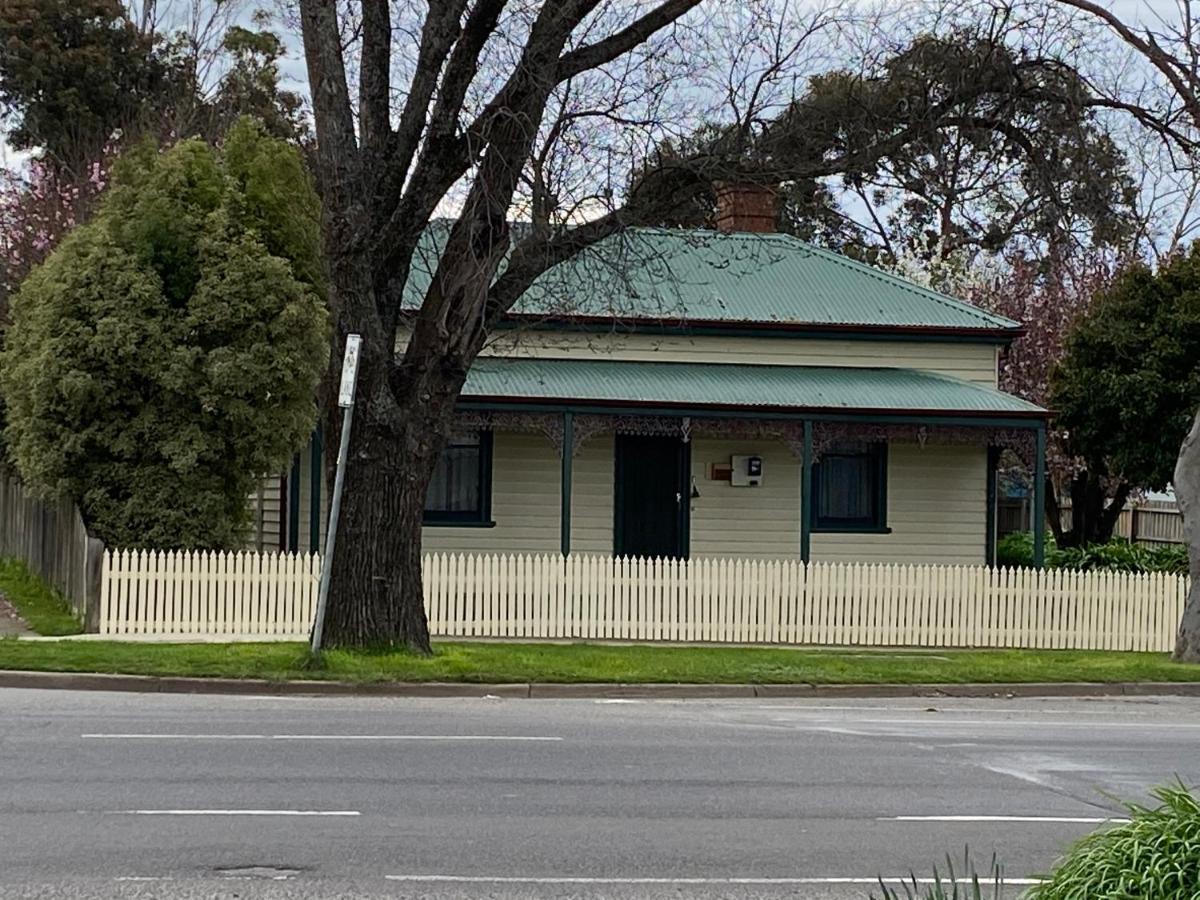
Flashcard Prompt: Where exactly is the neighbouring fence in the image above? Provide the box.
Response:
[99,549,1190,652]
[0,472,105,626]
[999,497,1186,545]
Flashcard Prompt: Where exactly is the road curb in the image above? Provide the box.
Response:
[2,669,1200,699]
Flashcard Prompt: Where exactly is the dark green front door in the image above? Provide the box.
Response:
[614,434,689,559]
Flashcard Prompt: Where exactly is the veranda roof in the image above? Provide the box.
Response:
[458,357,1045,419]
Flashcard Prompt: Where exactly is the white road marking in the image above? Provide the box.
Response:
[882,815,1129,824]
[765,717,1200,730]
[751,704,1176,715]
[114,877,173,882]
[106,816,360,820]
[82,733,562,742]
[384,875,1042,886]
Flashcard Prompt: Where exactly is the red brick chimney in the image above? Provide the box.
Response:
[714,181,777,233]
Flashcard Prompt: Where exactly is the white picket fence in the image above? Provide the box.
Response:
[99,549,320,638]
[97,549,1191,651]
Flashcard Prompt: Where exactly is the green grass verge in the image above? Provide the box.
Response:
[0,559,83,636]
[0,639,1198,685]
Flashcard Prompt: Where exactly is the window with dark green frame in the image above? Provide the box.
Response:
[811,441,888,532]
[424,431,493,525]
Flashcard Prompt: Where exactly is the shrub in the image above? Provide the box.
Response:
[997,532,1188,574]
[997,531,1045,568]
[1146,543,1190,575]
[0,119,328,550]
[1029,783,1200,900]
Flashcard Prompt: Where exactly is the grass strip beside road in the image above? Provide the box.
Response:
[0,639,1198,685]
[0,559,83,636]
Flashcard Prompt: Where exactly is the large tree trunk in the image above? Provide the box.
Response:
[1173,407,1200,663]
[318,338,471,652]
[1056,471,1130,547]
[312,243,467,653]
[319,401,437,652]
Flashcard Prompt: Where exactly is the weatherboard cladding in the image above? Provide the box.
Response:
[404,226,1019,332]
[460,357,1044,415]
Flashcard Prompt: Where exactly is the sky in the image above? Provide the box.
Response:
[1,0,1189,158]
[0,0,1195,217]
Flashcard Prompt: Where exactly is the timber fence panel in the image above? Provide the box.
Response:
[0,472,105,626]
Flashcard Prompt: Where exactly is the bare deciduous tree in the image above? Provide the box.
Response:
[1055,0,1200,662]
[297,0,722,651]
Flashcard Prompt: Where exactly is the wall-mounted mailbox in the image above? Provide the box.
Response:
[730,454,763,487]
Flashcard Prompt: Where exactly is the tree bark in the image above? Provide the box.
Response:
[318,354,467,652]
[1045,479,1065,545]
[315,247,474,652]
[319,410,436,651]
[1056,471,1130,547]
[1172,407,1200,663]
[296,0,706,651]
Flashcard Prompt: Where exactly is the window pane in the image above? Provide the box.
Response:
[814,442,883,529]
[818,455,872,520]
[426,435,482,514]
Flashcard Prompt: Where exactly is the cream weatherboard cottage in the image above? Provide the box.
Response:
[263,190,1048,569]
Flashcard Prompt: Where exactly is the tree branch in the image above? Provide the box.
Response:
[373,1,471,224]
[426,0,510,140]
[556,0,702,81]
[1058,0,1200,127]
[485,209,627,322]
[358,0,391,153]
[298,0,365,247]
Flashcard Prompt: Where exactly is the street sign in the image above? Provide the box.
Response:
[337,334,362,408]
[312,332,363,654]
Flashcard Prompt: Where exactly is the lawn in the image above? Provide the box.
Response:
[1,638,1198,685]
[2,555,1196,686]
[0,559,83,636]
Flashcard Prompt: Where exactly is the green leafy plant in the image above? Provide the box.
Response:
[997,532,1188,574]
[995,530,1028,567]
[1146,544,1190,575]
[872,852,1004,900]
[1029,783,1200,900]
[0,118,328,550]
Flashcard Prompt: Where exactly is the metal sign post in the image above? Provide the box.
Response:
[310,334,362,654]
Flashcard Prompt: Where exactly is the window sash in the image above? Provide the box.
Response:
[424,432,492,524]
[812,443,886,531]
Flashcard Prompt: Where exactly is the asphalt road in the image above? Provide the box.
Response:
[1,688,1198,900]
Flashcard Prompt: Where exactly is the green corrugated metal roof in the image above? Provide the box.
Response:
[405,224,1018,332]
[461,358,1044,416]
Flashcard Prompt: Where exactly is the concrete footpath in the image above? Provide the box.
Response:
[3,667,1200,698]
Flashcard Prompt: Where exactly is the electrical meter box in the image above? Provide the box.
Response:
[730,454,763,487]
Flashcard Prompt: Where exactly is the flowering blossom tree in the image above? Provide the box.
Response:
[0,157,110,312]
[967,252,1128,547]
[895,244,1123,546]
